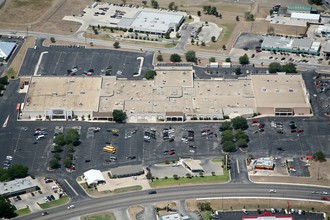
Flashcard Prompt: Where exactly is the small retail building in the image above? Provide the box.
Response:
[252,157,275,170]
[0,176,38,197]
[160,213,190,220]
[83,169,106,186]
[109,165,144,178]
[180,158,204,173]
[242,212,293,220]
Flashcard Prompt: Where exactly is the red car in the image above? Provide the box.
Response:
[168,151,176,155]
[296,129,304,133]
[320,197,328,201]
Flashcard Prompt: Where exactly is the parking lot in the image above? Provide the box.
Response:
[19,46,153,79]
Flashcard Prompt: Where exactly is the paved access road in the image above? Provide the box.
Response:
[17,183,330,220]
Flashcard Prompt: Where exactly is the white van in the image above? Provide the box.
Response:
[36,135,45,140]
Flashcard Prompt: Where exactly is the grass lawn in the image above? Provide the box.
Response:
[150,170,230,188]
[201,211,213,220]
[5,68,17,79]
[81,212,116,220]
[38,196,69,209]
[15,206,31,216]
[113,185,142,194]
[218,23,236,45]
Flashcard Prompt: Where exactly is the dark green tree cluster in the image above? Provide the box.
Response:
[202,5,219,17]
[144,70,157,80]
[197,202,212,211]
[239,54,250,65]
[0,196,17,219]
[0,164,29,181]
[0,76,9,92]
[220,116,249,152]
[268,62,297,73]
[50,129,80,169]
[168,2,178,11]
[170,53,182,62]
[151,0,159,9]
[313,151,326,162]
[308,0,322,5]
[185,50,197,63]
[244,12,254,21]
[113,109,127,123]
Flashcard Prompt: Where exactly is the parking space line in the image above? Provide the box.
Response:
[2,115,9,127]
[87,53,96,70]
[52,52,63,75]
[64,179,78,196]
[236,159,240,174]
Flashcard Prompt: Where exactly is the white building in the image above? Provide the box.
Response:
[290,12,320,23]
[83,169,106,186]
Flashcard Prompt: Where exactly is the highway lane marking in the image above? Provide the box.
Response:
[2,115,9,127]
[64,179,79,196]
[236,159,240,174]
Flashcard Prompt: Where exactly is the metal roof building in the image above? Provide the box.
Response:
[287,5,314,13]
[110,165,144,178]
[290,12,320,22]
[0,176,38,197]
[0,41,16,61]
[118,11,185,34]
[261,36,320,55]
[83,169,106,186]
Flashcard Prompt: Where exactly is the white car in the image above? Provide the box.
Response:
[322,191,328,195]
[269,189,277,193]
[67,205,75,210]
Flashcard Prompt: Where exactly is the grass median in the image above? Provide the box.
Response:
[38,196,69,209]
[82,211,116,220]
[150,170,230,188]
[113,185,142,194]
[15,206,31,216]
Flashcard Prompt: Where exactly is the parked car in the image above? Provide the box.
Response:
[148,190,157,194]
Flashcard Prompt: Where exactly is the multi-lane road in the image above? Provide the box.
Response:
[17,183,330,220]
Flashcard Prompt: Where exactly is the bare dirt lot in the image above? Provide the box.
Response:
[0,0,315,52]
[186,198,330,213]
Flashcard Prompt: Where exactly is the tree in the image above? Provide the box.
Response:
[219,13,222,19]
[49,159,60,169]
[0,196,17,219]
[185,50,197,63]
[225,57,231,62]
[164,32,170,39]
[54,133,66,146]
[54,145,63,153]
[170,53,182,62]
[173,174,179,179]
[282,63,297,73]
[157,54,163,62]
[113,109,127,123]
[67,143,75,153]
[7,164,29,180]
[65,129,80,146]
[313,151,326,162]
[168,2,175,10]
[235,67,241,75]
[151,0,159,9]
[235,129,249,142]
[236,16,239,21]
[113,41,120,49]
[220,121,232,131]
[239,54,249,65]
[0,76,9,85]
[221,130,234,143]
[269,62,282,73]
[142,0,147,6]
[209,57,216,62]
[222,141,236,152]
[269,9,273,15]
[197,11,201,16]
[231,116,248,130]
[308,0,322,5]
[54,153,61,160]
[244,12,254,21]
[237,139,248,148]
[211,36,216,42]
[63,158,72,168]
[144,70,157,80]
[50,37,56,43]
[201,41,206,47]
[222,45,226,50]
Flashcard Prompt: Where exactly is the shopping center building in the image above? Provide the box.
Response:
[19,66,312,123]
